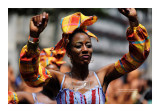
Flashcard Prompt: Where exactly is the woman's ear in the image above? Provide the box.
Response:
[67,52,71,58]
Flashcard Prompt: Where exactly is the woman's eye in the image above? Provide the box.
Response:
[86,44,92,48]
[75,45,81,48]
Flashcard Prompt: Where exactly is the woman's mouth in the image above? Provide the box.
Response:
[82,55,90,59]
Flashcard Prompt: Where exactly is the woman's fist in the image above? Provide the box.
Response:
[30,12,49,38]
[118,8,137,22]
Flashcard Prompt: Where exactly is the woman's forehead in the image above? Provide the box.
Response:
[72,33,91,43]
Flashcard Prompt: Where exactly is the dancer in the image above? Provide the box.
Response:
[19,8,150,104]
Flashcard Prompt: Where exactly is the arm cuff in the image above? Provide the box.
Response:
[28,36,39,43]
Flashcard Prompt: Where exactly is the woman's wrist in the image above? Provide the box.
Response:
[28,35,39,43]
[128,17,139,28]
[30,32,40,38]
[27,36,39,52]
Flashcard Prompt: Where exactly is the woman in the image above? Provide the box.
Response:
[19,8,150,104]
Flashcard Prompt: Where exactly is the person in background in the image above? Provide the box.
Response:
[107,69,151,104]
[8,64,58,104]
[8,47,66,104]
[135,79,152,104]
[15,73,43,93]
[8,62,16,92]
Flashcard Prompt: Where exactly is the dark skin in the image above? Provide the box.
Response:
[15,91,57,104]
[15,64,59,104]
[69,33,93,80]
[30,8,139,94]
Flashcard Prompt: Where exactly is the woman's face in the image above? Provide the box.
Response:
[68,32,93,65]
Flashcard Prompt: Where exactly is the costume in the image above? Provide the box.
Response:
[31,72,106,104]
[19,12,98,87]
[19,46,65,87]
[40,47,66,67]
[8,91,19,104]
[54,12,98,50]
[19,12,150,104]
[56,72,105,104]
[115,24,150,74]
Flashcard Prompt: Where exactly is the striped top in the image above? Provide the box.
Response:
[56,72,105,104]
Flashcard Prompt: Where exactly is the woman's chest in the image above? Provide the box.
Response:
[56,86,105,104]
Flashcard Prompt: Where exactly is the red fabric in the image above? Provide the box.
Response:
[69,91,74,104]
[91,90,96,104]
[71,16,80,25]
[83,95,87,104]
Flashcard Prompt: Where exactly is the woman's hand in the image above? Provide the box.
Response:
[118,8,139,28]
[118,8,137,21]
[30,12,49,38]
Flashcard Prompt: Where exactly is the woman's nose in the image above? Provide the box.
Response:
[82,45,88,51]
[82,45,88,54]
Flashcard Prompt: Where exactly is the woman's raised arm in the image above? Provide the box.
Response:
[97,8,150,84]
[19,12,54,87]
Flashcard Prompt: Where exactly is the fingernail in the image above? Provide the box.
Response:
[39,22,42,24]
[43,16,45,18]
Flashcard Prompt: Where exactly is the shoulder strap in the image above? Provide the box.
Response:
[94,72,102,87]
[32,93,38,103]
[60,75,66,90]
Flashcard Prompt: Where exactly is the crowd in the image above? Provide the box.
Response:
[106,69,152,104]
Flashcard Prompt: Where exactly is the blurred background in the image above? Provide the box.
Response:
[8,8,152,104]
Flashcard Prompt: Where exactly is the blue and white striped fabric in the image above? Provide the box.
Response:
[56,72,105,104]
[32,93,44,104]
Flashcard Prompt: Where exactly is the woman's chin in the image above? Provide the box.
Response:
[81,60,90,65]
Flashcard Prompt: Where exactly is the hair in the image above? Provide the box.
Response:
[66,28,89,55]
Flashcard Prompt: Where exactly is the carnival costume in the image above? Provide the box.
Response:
[19,12,150,104]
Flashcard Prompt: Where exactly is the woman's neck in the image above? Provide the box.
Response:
[71,63,89,80]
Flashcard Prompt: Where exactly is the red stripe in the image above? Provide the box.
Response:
[83,95,87,104]
[127,33,134,38]
[69,91,74,104]
[42,68,47,78]
[65,90,67,104]
[98,88,100,104]
[91,90,96,104]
